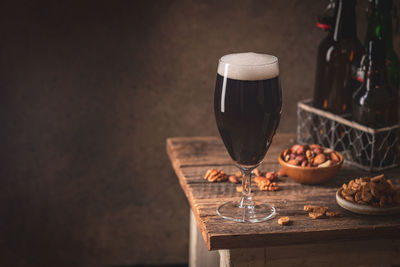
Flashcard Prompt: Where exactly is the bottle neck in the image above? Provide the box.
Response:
[332,0,358,41]
[366,0,394,49]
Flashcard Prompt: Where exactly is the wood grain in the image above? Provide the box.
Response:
[220,239,400,267]
[166,134,400,250]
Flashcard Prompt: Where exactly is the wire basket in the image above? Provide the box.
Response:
[297,99,400,172]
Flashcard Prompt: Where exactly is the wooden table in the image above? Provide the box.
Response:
[166,133,400,267]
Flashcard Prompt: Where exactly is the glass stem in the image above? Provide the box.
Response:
[239,166,256,208]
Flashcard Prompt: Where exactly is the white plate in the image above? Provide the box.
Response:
[336,189,400,215]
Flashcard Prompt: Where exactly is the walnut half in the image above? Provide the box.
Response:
[204,169,228,182]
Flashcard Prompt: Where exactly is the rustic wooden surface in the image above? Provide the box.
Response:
[166,133,400,251]
[219,239,400,267]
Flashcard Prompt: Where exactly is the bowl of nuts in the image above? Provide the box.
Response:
[336,174,400,215]
[278,144,343,184]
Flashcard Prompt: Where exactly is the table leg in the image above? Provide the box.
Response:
[189,210,219,267]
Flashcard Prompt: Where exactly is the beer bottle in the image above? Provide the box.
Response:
[364,0,399,98]
[352,38,397,128]
[351,37,397,167]
[313,0,363,115]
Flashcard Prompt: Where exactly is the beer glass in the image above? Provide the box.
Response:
[214,52,282,222]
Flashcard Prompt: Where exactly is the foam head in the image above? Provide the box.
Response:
[217,52,279,81]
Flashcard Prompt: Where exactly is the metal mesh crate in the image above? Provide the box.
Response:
[297,99,400,172]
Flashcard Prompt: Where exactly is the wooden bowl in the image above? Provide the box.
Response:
[278,149,343,184]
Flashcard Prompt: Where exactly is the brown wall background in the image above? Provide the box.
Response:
[1,0,398,266]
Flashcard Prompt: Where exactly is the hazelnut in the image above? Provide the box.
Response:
[229,175,240,184]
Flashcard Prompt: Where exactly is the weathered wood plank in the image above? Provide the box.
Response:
[166,134,400,251]
[167,134,296,168]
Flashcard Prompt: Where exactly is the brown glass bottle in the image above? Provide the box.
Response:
[312,0,363,151]
[351,38,398,167]
[313,0,363,115]
[352,38,397,128]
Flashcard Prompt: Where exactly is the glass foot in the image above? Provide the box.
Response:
[217,201,276,223]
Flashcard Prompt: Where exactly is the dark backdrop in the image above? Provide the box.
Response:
[2,0,397,266]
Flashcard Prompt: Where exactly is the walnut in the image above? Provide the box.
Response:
[253,176,279,191]
[259,180,279,191]
[204,169,228,182]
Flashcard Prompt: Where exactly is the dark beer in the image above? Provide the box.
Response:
[214,53,282,166]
